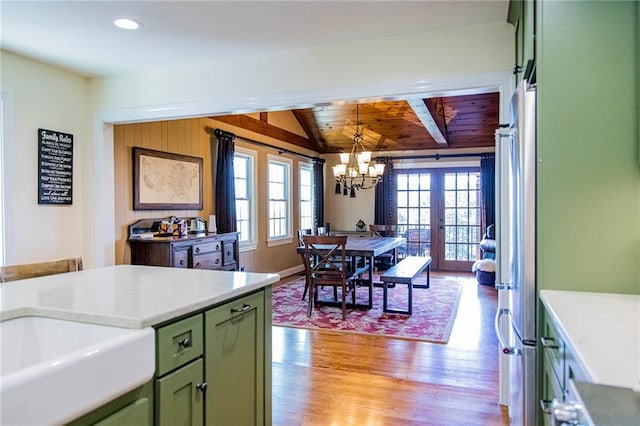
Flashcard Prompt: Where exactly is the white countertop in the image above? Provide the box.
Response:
[540,289,640,391]
[0,265,280,328]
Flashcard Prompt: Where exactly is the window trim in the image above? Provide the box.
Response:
[298,161,315,232]
[0,90,14,266]
[266,154,293,247]
[234,146,258,252]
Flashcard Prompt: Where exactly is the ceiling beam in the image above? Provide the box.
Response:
[211,113,323,152]
[291,110,330,153]
[407,97,448,147]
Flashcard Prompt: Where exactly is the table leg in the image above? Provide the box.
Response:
[367,256,373,308]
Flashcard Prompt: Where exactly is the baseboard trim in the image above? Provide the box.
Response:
[278,264,304,279]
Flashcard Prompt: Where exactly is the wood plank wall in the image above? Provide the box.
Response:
[113,118,214,265]
[114,114,312,274]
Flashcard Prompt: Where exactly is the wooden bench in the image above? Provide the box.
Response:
[379,256,431,315]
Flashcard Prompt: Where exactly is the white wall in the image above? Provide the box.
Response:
[87,21,513,267]
[91,22,513,116]
[0,51,89,265]
[1,21,513,268]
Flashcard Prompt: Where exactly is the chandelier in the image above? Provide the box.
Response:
[332,104,385,197]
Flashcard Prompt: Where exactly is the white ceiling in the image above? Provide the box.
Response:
[1,1,509,78]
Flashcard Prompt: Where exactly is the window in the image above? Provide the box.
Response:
[299,163,314,231]
[234,147,257,250]
[267,155,292,245]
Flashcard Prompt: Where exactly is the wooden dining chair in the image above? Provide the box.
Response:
[370,224,399,269]
[0,257,83,283]
[301,235,356,320]
[406,228,430,256]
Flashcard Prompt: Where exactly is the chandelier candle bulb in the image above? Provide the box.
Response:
[332,104,385,197]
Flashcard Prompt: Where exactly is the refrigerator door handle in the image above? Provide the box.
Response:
[494,308,522,356]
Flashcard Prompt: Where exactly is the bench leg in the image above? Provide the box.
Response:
[382,281,412,315]
[383,282,389,312]
[412,264,431,289]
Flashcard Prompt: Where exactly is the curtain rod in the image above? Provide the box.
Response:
[375,152,494,161]
[209,127,325,164]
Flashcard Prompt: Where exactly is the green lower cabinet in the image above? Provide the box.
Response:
[94,398,150,426]
[155,358,205,426]
[66,382,153,426]
[205,291,265,426]
[66,288,271,425]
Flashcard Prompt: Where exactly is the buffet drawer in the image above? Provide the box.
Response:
[192,241,220,255]
[192,252,222,269]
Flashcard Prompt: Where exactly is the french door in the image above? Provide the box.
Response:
[396,168,482,271]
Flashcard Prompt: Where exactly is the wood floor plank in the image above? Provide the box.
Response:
[272,272,509,425]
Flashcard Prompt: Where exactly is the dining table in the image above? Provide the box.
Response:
[297,235,405,309]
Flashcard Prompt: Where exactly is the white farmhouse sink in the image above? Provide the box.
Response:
[0,316,155,425]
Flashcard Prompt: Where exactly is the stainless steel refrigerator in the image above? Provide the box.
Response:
[494,79,537,426]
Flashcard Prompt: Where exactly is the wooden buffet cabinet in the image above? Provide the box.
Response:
[129,232,240,271]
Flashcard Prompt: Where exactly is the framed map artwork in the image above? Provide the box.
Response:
[133,147,203,210]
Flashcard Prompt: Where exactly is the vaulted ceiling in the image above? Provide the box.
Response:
[214,92,500,154]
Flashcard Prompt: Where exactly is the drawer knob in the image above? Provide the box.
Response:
[178,338,192,348]
[196,382,208,393]
[215,258,220,264]
[179,259,185,266]
[195,247,200,253]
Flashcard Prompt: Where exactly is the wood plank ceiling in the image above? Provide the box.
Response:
[213,92,499,154]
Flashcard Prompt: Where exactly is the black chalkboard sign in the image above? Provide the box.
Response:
[38,128,73,205]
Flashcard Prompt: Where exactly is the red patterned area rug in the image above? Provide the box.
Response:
[272,274,463,344]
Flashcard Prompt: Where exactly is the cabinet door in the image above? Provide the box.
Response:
[155,358,204,426]
[94,398,150,426]
[204,291,265,426]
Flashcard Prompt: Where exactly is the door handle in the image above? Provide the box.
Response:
[230,303,252,314]
[494,308,521,355]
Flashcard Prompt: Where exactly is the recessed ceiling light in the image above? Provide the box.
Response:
[114,18,142,30]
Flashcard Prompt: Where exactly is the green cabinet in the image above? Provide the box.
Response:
[153,288,271,426]
[507,0,536,84]
[94,397,151,426]
[539,305,588,425]
[535,0,639,294]
[155,358,205,426]
[205,291,265,425]
[66,382,153,426]
[66,288,271,425]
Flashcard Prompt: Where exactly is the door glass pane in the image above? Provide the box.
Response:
[396,171,431,257]
[444,174,456,190]
[444,171,481,262]
[445,191,456,207]
[408,192,419,207]
[457,191,468,207]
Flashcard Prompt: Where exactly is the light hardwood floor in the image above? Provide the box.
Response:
[271,271,510,425]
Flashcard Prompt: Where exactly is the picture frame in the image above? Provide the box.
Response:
[133,147,203,210]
